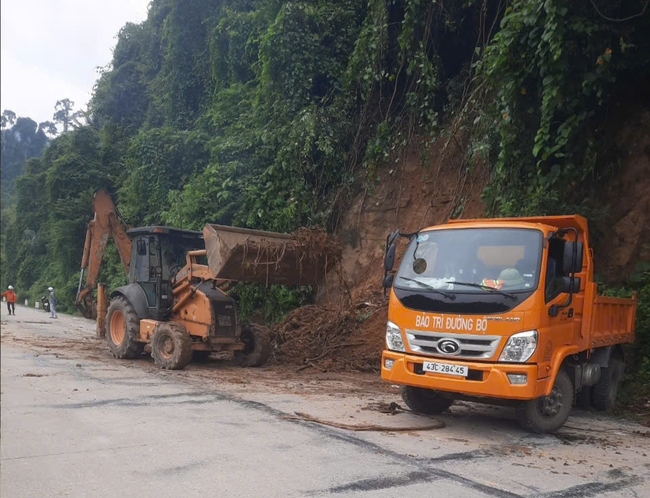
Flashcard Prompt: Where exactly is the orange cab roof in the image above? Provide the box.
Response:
[445,215,589,235]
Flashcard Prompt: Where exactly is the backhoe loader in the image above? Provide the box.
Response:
[76,190,335,370]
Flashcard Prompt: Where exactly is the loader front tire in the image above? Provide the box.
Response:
[151,322,193,370]
[401,386,453,415]
[106,296,144,359]
[234,324,271,367]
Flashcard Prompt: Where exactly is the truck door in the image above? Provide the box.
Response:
[542,237,581,352]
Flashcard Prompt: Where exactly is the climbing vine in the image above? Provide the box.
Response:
[478,0,650,216]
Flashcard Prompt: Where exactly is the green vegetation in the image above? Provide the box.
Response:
[1,0,649,389]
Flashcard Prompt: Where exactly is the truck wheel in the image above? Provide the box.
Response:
[151,322,193,370]
[106,296,144,359]
[591,356,624,413]
[234,324,271,367]
[401,386,453,415]
[516,369,573,433]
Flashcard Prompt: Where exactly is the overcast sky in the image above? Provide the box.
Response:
[1,0,151,125]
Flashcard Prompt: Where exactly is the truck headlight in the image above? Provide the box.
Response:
[499,330,537,362]
[386,321,405,352]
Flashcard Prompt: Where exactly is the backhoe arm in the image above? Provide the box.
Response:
[75,189,131,318]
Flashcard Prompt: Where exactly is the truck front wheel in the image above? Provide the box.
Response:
[401,386,453,415]
[516,369,573,433]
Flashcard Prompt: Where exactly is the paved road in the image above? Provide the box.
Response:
[1,306,649,497]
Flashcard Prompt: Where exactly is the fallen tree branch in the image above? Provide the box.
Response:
[281,411,446,432]
[304,341,366,363]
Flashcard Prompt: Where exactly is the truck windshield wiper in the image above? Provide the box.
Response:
[446,281,518,300]
[398,277,456,300]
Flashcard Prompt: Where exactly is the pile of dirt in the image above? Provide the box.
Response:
[270,288,387,373]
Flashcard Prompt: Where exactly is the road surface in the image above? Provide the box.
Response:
[1,305,649,497]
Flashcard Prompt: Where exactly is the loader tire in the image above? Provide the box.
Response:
[401,386,453,415]
[234,324,271,367]
[516,369,573,434]
[591,356,624,413]
[151,322,193,370]
[106,296,144,359]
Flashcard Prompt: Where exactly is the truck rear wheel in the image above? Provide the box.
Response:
[234,324,271,367]
[106,296,144,359]
[516,369,573,433]
[591,356,624,413]
[401,386,453,415]
[151,322,193,370]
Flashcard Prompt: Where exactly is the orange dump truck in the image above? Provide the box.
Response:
[381,215,636,433]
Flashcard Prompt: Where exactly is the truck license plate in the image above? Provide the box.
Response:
[422,362,468,377]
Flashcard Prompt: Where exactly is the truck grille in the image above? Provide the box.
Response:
[405,330,501,360]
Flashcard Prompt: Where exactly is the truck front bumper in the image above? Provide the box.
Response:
[381,351,548,401]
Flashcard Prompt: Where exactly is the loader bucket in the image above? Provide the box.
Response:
[203,224,339,286]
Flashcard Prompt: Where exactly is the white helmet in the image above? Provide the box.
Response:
[48,287,54,291]
[8,285,13,290]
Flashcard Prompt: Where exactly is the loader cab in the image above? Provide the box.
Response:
[127,226,204,319]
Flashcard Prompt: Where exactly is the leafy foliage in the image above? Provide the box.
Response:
[477,0,650,216]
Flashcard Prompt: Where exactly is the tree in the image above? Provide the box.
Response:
[53,99,84,133]
[1,110,17,130]
[38,121,58,137]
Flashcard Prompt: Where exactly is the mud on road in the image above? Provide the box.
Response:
[2,305,650,497]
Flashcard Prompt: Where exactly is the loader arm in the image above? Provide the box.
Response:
[75,189,132,318]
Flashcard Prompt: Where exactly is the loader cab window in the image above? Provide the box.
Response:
[133,237,151,282]
[162,243,184,280]
[131,235,159,307]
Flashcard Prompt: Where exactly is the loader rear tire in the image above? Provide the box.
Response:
[591,356,624,413]
[234,324,271,367]
[106,296,144,359]
[516,369,573,434]
[151,322,193,370]
[401,386,453,415]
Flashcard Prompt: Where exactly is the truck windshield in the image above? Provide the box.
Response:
[395,228,543,295]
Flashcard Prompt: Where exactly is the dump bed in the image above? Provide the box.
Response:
[589,295,637,348]
[203,224,339,286]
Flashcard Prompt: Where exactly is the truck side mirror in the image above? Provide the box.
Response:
[384,243,397,272]
[382,273,394,289]
[384,231,399,272]
[561,276,581,294]
[563,241,583,275]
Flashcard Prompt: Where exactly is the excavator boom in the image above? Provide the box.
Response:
[75,189,131,318]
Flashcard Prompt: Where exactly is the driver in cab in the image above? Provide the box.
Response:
[163,249,184,280]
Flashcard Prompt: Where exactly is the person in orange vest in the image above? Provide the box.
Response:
[1,285,17,315]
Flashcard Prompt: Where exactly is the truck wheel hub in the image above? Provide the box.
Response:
[539,386,563,417]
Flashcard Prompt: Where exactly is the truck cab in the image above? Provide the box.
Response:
[381,215,636,433]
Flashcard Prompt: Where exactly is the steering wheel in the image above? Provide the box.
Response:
[169,264,183,279]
